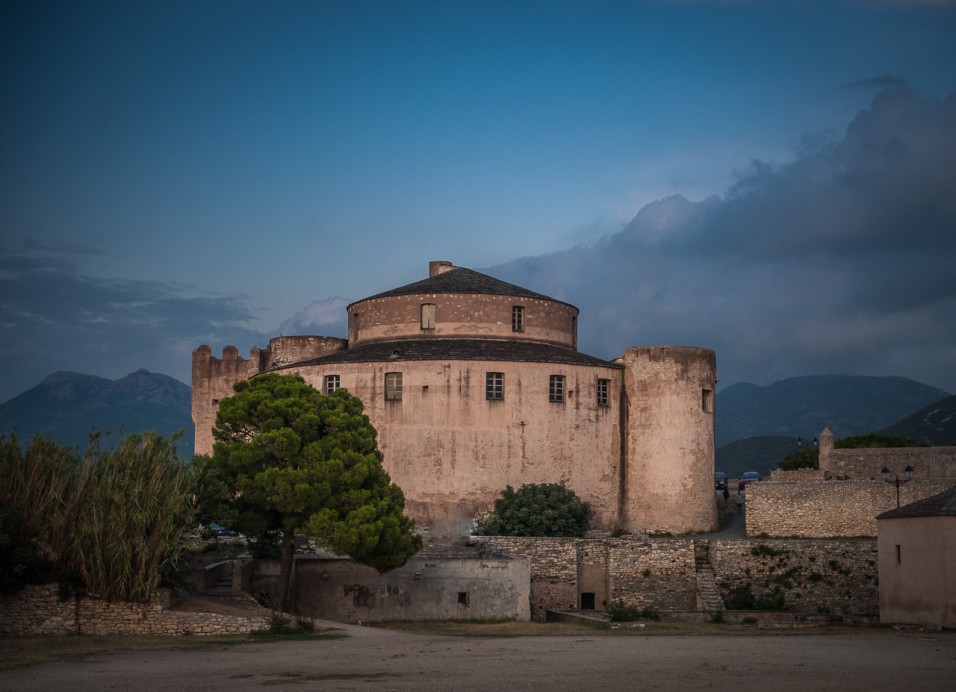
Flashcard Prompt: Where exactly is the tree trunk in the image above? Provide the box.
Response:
[277,529,296,613]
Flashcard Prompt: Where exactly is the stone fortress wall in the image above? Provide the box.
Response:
[745,428,956,538]
[192,261,719,536]
[471,535,878,621]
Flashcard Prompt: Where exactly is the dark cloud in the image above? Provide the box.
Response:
[0,252,267,401]
[839,74,909,91]
[488,86,956,393]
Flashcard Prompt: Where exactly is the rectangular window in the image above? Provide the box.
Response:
[597,378,610,407]
[385,372,403,401]
[512,305,524,332]
[421,303,436,330]
[457,591,469,606]
[702,388,713,412]
[324,375,340,395]
[549,375,565,403]
[896,545,901,564]
[486,372,504,400]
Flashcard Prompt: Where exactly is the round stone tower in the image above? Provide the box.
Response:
[621,346,718,534]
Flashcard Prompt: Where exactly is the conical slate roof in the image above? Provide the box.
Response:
[350,266,575,309]
[877,485,956,519]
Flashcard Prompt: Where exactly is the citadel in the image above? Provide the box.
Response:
[192,260,719,536]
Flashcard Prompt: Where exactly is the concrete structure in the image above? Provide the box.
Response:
[252,552,531,623]
[877,486,956,628]
[193,260,718,535]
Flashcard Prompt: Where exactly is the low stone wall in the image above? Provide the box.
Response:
[821,446,956,480]
[0,584,268,636]
[746,479,954,537]
[710,538,878,618]
[471,535,879,620]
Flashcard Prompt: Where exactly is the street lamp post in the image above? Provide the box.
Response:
[881,465,914,508]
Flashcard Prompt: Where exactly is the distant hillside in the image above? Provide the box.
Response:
[0,370,193,457]
[879,394,956,446]
[715,436,799,478]
[716,375,949,447]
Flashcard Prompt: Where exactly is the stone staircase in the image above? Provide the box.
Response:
[693,541,725,612]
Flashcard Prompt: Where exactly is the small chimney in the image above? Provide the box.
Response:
[429,260,455,277]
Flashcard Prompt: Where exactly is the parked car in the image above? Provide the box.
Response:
[209,522,239,538]
[738,471,762,490]
[714,472,727,490]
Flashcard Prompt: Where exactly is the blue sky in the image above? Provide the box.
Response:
[2,0,956,402]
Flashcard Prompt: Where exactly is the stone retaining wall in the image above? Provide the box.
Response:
[0,584,268,636]
[472,535,879,620]
[746,479,954,537]
[710,538,878,618]
[820,444,956,480]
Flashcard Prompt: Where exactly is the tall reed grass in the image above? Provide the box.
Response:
[0,432,197,602]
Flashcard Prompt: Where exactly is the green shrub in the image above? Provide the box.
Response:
[750,544,784,558]
[607,601,660,621]
[474,483,592,537]
[725,584,787,611]
[0,505,53,595]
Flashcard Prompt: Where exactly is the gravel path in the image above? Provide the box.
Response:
[2,623,953,691]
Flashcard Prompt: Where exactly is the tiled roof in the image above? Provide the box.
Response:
[274,338,620,369]
[877,485,956,519]
[350,266,576,310]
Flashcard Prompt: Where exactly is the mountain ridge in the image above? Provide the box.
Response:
[717,374,949,447]
[0,369,193,457]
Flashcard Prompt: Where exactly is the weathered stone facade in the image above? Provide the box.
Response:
[746,478,954,538]
[192,261,719,535]
[746,430,956,538]
[471,535,879,621]
[0,584,267,636]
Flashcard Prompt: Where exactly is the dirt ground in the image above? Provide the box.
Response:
[2,613,954,691]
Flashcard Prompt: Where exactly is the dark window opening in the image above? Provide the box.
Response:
[549,375,565,403]
[457,591,469,606]
[597,379,609,407]
[896,545,902,564]
[580,592,595,610]
[702,388,713,412]
[325,375,340,394]
[486,372,504,400]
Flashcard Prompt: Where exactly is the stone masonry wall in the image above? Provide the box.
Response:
[472,535,879,620]
[472,537,579,619]
[822,446,956,480]
[710,538,879,618]
[0,584,268,636]
[747,479,954,538]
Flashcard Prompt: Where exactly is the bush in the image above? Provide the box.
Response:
[473,483,592,537]
[725,584,787,611]
[607,601,661,622]
[0,505,53,595]
[778,446,819,471]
